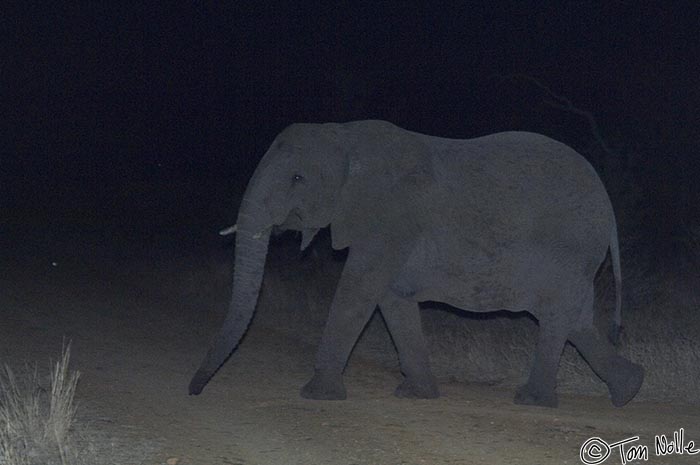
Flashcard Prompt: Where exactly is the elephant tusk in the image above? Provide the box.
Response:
[218,224,238,236]
[219,224,267,239]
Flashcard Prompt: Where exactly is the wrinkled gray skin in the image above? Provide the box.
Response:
[189,120,644,408]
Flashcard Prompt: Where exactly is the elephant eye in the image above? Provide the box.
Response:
[292,174,304,183]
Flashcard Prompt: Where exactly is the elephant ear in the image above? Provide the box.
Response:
[330,122,434,250]
[330,150,363,250]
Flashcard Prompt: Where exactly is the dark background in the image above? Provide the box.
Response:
[2,3,698,361]
[4,2,699,249]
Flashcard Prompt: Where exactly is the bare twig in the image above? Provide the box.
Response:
[496,73,617,157]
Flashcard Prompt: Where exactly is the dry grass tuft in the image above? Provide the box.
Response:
[0,344,92,465]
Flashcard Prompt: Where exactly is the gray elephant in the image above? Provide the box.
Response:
[189,120,644,408]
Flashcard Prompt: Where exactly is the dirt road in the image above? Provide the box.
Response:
[1,234,697,465]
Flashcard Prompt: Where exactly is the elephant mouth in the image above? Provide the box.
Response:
[279,209,303,230]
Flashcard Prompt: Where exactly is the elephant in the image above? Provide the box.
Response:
[189,119,644,408]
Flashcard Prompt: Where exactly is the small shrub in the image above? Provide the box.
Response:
[0,344,91,465]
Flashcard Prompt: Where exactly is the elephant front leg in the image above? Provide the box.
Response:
[514,319,569,408]
[300,367,349,400]
[301,252,391,400]
[379,294,439,399]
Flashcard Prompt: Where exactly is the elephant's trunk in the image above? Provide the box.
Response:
[189,192,272,395]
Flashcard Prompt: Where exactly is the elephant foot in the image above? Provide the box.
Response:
[300,370,347,400]
[514,383,558,408]
[608,361,644,407]
[394,376,440,399]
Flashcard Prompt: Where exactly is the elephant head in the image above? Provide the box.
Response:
[189,121,403,394]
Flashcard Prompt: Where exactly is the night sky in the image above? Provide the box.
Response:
[3,2,699,263]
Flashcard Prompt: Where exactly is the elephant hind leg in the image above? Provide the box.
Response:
[568,327,644,407]
[514,315,570,408]
[379,293,439,399]
[516,280,596,408]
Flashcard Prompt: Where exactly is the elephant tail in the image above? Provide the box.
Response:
[609,217,622,344]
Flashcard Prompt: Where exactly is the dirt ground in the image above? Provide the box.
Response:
[1,229,698,465]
